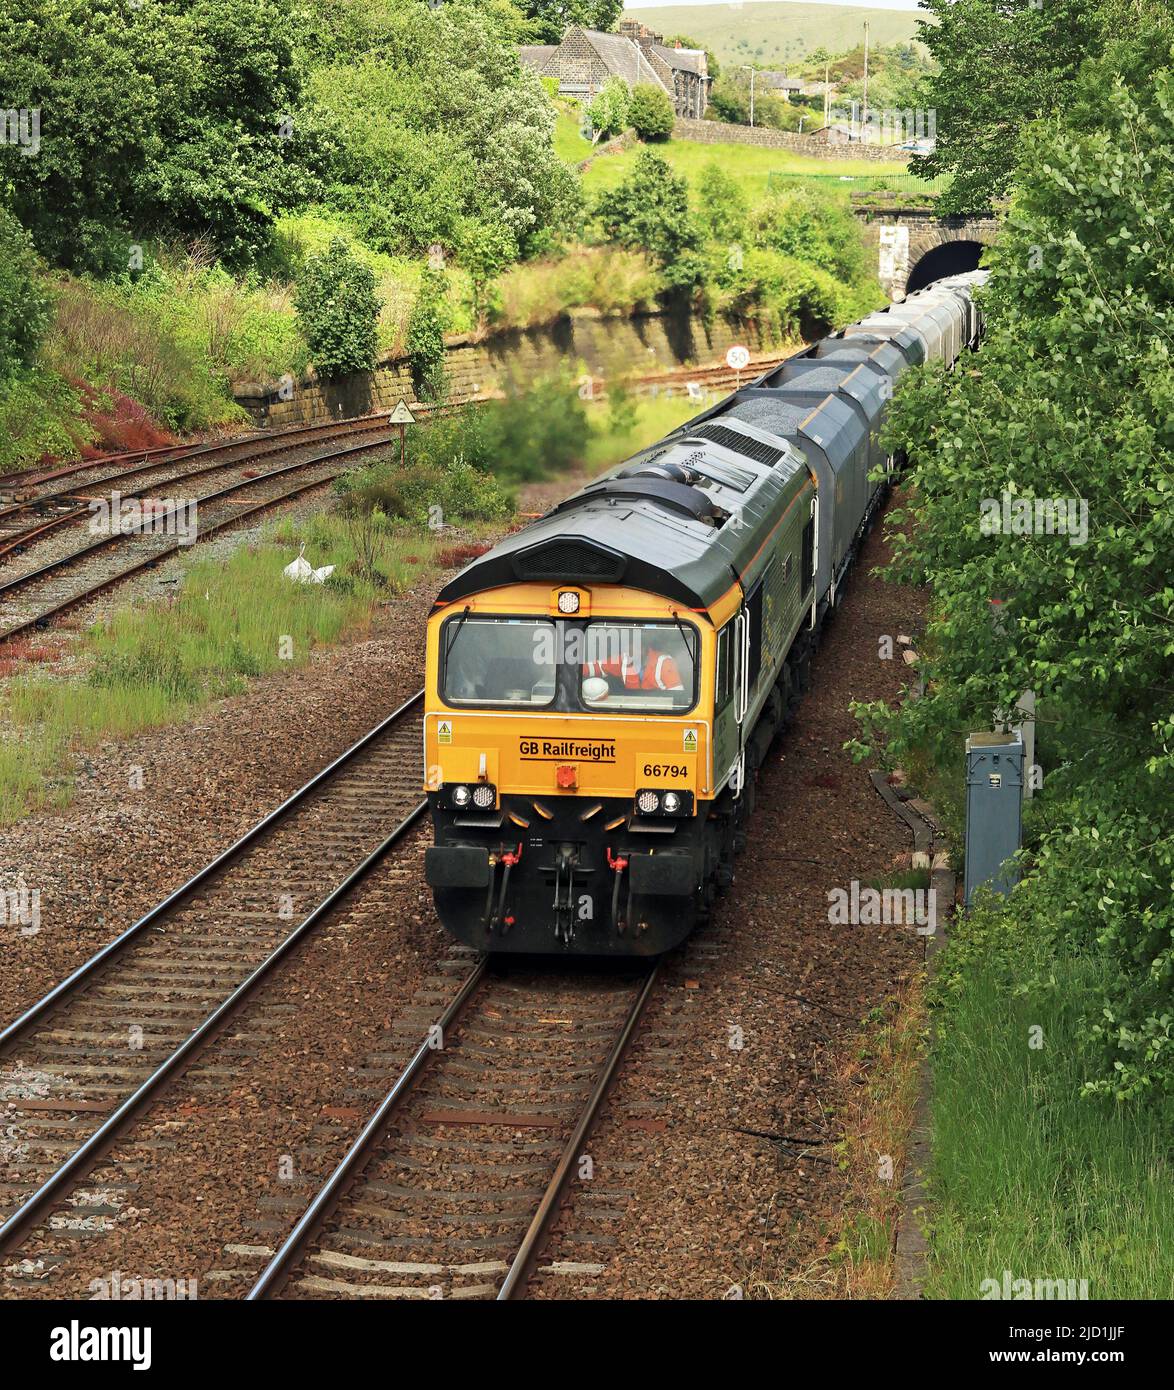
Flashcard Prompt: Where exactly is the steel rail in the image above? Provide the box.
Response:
[0,416,389,557]
[0,408,383,528]
[247,961,659,1302]
[0,794,430,1257]
[245,958,490,1301]
[496,963,660,1300]
[0,432,395,643]
[0,413,391,501]
[0,687,425,1056]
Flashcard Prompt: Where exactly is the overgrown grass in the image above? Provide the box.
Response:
[493,246,661,328]
[0,515,439,823]
[553,103,594,165]
[926,927,1174,1300]
[579,137,912,204]
[0,367,92,474]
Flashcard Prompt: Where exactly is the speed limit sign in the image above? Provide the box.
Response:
[726,345,750,371]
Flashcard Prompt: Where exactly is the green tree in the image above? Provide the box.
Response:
[522,2,623,44]
[294,239,380,378]
[308,2,579,261]
[628,84,675,142]
[593,149,704,295]
[696,163,747,246]
[870,54,1174,1099]
[405,267,450,402]
[910,0,1106,213]
[0,0,313,271]
[587,76,631,140]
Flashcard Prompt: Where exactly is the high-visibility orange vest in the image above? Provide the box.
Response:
[583,649,684,692]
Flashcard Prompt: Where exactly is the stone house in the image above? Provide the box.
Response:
[520,23,710,119]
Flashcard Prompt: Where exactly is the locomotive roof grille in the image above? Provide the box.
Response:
[511,538,627,584]
[691,422,785,467]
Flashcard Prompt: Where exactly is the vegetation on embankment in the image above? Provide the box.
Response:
[0,0,893,473]
[851,0,1174,1298]
[0,379,699,821]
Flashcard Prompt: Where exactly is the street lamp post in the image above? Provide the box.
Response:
[739,64,756,128]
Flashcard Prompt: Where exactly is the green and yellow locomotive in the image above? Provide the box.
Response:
[422,273,986,955]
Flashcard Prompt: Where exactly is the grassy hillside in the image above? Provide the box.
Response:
[624,2,926,68]
[579,136,910,202]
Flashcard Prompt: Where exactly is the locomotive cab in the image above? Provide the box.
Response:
[424,580,735,956]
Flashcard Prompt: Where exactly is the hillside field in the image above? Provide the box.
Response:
[623,1,927,67]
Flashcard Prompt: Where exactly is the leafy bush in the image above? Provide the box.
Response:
[411,378,589,485]
[593,150,706,296]
[0,0,312,272]
[0,209,53,378]
[338,457,512,530]
[751,187,870,287]
[0,368,90,474]
[307,2,579,263]
[696,162,749,246]
[294,238,381,378]
[629,83,675,141]
[493,246,660,327]
[405,267,450,402]
[46,275,245,432]
[859,58,1174,1100]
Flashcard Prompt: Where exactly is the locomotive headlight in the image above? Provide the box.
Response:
[451,785,471,807]
[471,783,496,809]
[636,790,661,814]
[557,590,580,614]
[662,792,682,814]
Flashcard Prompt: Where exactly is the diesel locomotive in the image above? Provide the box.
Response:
[422,272,988,955]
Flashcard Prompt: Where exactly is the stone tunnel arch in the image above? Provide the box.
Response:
[906,238,986,293]
[858,210,1000,300]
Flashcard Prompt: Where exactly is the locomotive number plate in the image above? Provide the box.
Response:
[642,763,688,780]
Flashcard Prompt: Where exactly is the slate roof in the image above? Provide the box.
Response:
[519,45,556,72]
[651,44,707,76]
[582,30,667,91]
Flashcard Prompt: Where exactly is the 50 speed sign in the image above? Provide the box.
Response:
[726,345,750,371]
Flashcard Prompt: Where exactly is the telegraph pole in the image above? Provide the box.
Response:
[862,21,870,138]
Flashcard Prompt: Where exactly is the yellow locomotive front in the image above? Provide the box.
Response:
[423,579,737,955]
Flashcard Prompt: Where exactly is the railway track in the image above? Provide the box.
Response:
[245,960,658,1302]
[0,415,388,560]
[0,689,427,1270]
[0,419,398,644]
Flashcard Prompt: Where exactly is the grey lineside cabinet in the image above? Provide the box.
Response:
[964,732,1025,906]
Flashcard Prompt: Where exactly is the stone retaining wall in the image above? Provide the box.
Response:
[233,308,789,429]
[673,115,910,163]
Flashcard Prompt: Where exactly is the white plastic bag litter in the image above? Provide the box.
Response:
[283,543,335,585]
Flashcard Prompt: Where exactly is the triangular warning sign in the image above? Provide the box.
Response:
[389,400,417,425]
[683,729,698,753]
